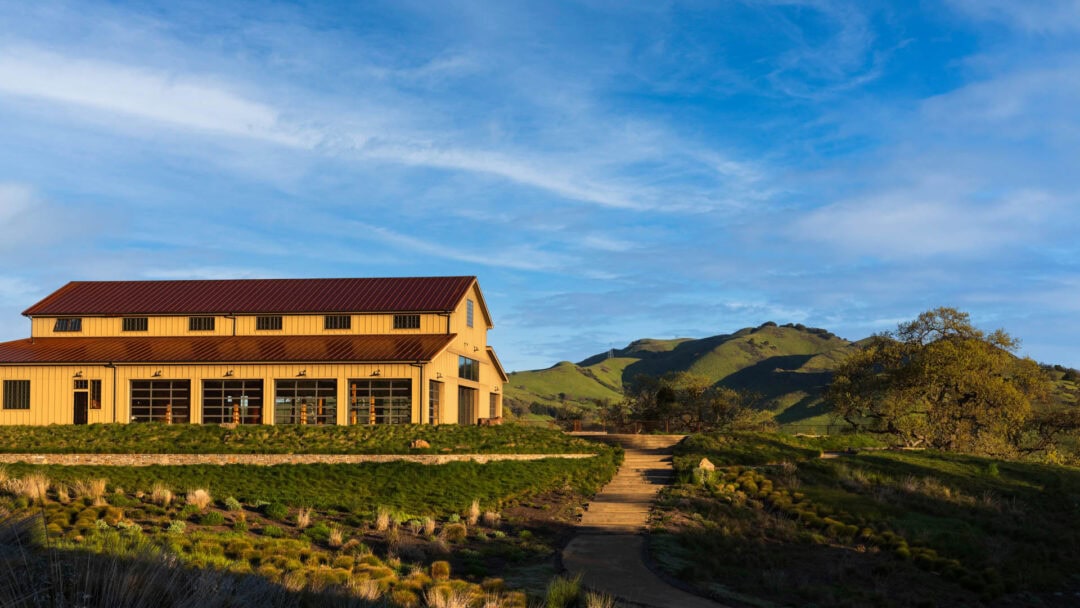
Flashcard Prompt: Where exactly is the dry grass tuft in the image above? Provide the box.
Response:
[482,510,501,528]
[348,576,382,600]
[72,478,108,505]
[584,591,617,608]
[467,499,481,526]
[328,526,344,548]
[4,474,50,503]
[423,516,436,537]
[185,488,212,510]
[425,586,473,608]
[375,506,391,532]
[150,483,173,507]
[55,483,71,505]
[295,507,312,529]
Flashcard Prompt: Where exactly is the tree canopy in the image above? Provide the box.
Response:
[828,307,1051,455]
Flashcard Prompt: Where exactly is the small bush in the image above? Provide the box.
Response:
[223,496,243,511]
[200,511,225,526]
[443,523,468,542]
[431,560,451,581]
[545,574,582,608]
[72,478,107,505]
[167,520,187,535]
[328,526,344,547]
[263,502,288,521]
[263,525,285,538]
[482,511,501,528]
[423,516,436,536]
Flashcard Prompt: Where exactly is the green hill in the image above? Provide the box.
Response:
[504,322,859,427]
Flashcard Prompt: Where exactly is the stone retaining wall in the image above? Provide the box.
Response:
[0,453,596,466]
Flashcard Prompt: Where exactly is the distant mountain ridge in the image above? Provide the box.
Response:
[504,322,861,427]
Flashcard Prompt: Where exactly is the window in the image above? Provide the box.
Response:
[466,299,474,328]
[123,317,148,332]
[2,380,30,410]
[74,379,88,390]
[90,380,102,410]
[458,356,479,381]
[489,393,499,419]
[349,379,412,425]
[54,318,82,332]
[203,380,263,424]
[393,314,420,330]
[324,315,351,330]
[256,316,283,331]
[189,316,215,331]
[130,380,190,423]
[429,380,441,425]
[274,380,336,425]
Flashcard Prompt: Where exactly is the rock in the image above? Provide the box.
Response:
[698,458,715,471]
[410,439,431,449]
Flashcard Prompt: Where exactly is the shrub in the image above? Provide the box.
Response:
[482,511,501,528]
[186,489,212,511]
[431,560,451,581]
[443,523,468,542]
[423,516,436,536]
[263,502,288,521]
[391,589,419,608]
[232,520,248,533]
[545,574,582,608]
[200,511,225,526]
[304,522,332,543]
[263,525,285,538]
[223,496,243,511]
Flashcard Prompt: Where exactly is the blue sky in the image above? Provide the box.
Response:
[1,1,1078,371]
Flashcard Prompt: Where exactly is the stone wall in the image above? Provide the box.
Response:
[0,453,596,466]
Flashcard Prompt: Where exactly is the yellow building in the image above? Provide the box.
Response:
[0,276,507,426]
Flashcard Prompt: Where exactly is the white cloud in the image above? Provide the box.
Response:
[946,0,1080,34]
[0,47,313,146]
[793,187,1059,258]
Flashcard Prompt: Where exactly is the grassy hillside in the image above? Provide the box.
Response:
[505,323,857,426]
[653,432,1080,607]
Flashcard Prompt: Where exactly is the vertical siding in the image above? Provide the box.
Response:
[32,313,446,338]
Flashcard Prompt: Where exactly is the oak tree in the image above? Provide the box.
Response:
[828,307,1049,455]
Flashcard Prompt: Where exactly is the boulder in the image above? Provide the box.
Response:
[410,439,431,449]
[698,457,716,471]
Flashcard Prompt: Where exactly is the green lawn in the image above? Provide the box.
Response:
[653,432,1080,607]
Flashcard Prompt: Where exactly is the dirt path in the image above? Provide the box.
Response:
[562,434,727,608]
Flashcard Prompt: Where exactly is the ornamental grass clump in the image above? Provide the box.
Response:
[423,516,436,537]
[186,489,212,511]
[150,483,173,507]
[467,499,481,526]
[481,510,501,528]
[73,478,108,506]
[375,506,391,532]
[5,474,50,504]
[296,507,312,530]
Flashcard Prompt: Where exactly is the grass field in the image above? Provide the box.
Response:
[0,437,621,607]
[0,423,601,455]
[652,432,1080,607]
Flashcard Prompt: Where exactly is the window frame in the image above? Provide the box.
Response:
[458,355,479,381]
[256,316,283,331]
[122,317,148,332]
[2,380,30,410]
[188,316,216,331]
[393,314,421,330]
[130,379,190,423]
[54,318,82,332]
[466,299,474,328]
[324,315,351,330]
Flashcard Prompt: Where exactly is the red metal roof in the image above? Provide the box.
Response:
[23,277,477,316]
[0,334,455,364]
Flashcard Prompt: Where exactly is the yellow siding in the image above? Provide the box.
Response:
[10,279,504,426]
[32,313,447,338]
